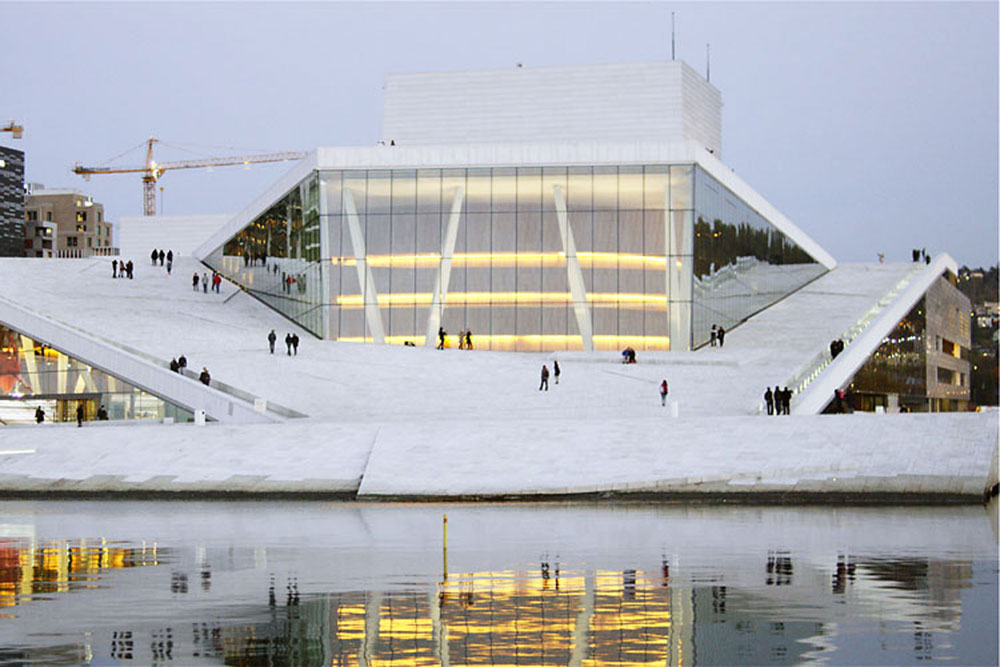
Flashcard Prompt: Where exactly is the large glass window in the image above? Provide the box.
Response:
[208,164,825,352]
[691,167,825,348]
[0,324,193,424]
[844,298,928,412]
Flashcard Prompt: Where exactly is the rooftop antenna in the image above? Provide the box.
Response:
[671,12,676,60]
[706,43,711,81]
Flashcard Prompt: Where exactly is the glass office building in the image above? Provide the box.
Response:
[205,161,826,351]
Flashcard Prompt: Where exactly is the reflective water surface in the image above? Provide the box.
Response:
[0,500,996,665]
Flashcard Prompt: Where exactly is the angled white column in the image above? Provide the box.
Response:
[17,335,41,394]
[553,185,594,351]
[425,187,465,347]
[666,208,692,351]
[343,188,386,344]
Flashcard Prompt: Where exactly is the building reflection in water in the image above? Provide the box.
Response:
[0,538,984,665]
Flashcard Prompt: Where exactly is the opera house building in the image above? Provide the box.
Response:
[198,61,834,352]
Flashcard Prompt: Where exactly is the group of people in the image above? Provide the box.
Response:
[437,327,473,350]
[193,271,222,293]
[911,248,931,264]
[242,250,268,267]
[150,248,174,274]
[169,354,188,374]
[267,329,300,355]
[110,258,134,279]
[35,403,108,425]
[168,353,211,386]
[829,338,845,359]
[539,360,561,390]
[710,324,726,347]
[763,386,793,415]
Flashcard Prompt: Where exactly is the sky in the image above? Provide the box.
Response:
[1,1,997,268]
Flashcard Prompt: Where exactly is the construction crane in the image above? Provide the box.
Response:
[73,138,307,216]
[2,120,23,139]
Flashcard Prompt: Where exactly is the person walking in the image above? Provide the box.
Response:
[764,387,774,415]
[285,333,293,355]
[201,273,208,293]
[553,360,561,384]
[291,333,299,355]
[76,404,84,427]
[437,327,446,349]
[539,364,549,391]
[772,386,781,416]
[170,357,180,373]
[192,272,200,291]
[166,249,173,264]
[660,379,669,406]
[34,406,44,423]
[112,259,118,278]
[178,354,187,372]
[465,330,473,350]
[151,248,158,265]
[458,329,466,350]
[267,330,277,354]
[710,324,717,347]
[199,367,211,386]
[158,249,165,266]
[212,272,221,293]
[126,260,133,279]
[97,405,108,420]
[782,386,793,415]
[717,326,726,347]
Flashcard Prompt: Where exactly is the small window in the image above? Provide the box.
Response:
[25,210,38,221]
[76,211,87,223]
[98,211,102,223]
[87,238,92,248]
[45,212,52,222]
[67,236,78,247]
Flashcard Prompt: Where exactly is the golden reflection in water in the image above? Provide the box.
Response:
[225,568,683,666]
[0,538,159,608]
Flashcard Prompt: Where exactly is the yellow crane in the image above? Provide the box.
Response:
[73,138,307,216]
[2,120,23,139]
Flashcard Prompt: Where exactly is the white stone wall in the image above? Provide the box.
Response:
[382,61,722,156]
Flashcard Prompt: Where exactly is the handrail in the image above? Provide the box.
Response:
[0,292,305,420]
[761,264,926,414]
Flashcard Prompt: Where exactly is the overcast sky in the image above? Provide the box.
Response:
[2,1,997,267]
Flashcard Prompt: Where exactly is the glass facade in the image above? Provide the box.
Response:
[210,174,324,335]
[692,167,826,347]
[845,299,929,412]
[840,276,972,413]
[207,164,825,351]
[0,324,193,424]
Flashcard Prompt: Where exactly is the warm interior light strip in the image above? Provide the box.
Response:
[333,252,667,270]
[335,334,670,350]
[336,292,668,307]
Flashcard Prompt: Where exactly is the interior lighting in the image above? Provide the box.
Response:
[336,292,668,308]
[334,334,670,351]
[331,252,668,270]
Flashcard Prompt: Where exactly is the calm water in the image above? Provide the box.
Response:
[0,500,996,666]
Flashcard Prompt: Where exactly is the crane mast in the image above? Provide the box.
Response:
[74,138,307,216]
